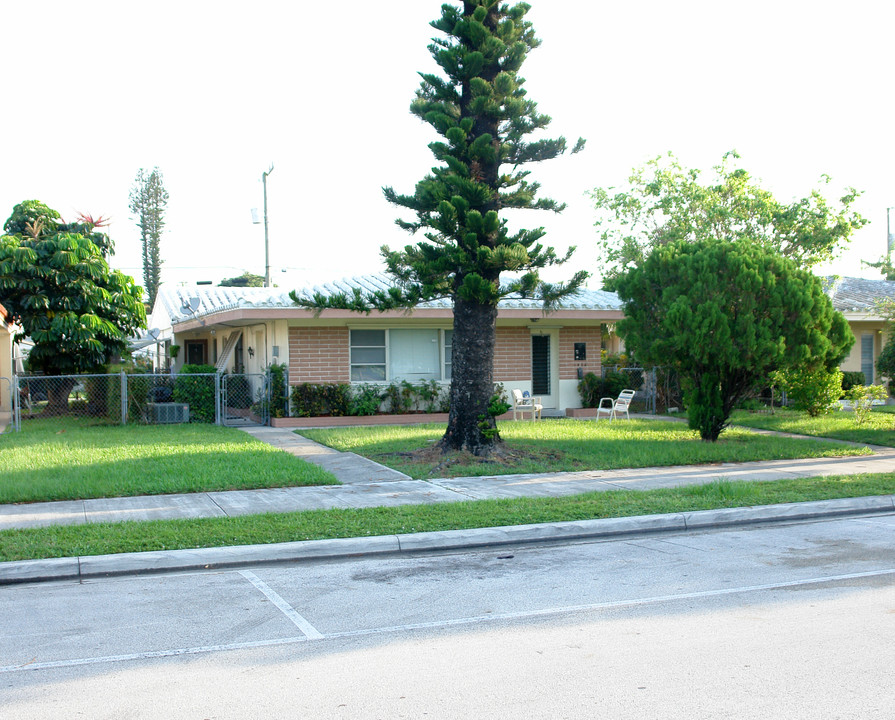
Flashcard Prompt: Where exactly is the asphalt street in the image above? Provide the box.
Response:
[2,512,893,718]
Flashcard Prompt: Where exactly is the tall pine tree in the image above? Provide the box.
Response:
[129,167,169,306]
[293,1,586,456]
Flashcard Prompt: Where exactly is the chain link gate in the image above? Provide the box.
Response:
[221,373,269,427]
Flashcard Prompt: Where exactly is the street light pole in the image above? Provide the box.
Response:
[262,163,275,288]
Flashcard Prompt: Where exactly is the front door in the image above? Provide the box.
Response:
[531,333,556,409]
[185,340,207,366]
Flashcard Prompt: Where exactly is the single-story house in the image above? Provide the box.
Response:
[824,276,895,385]
[144,273,895,418]
[148,275,625,414]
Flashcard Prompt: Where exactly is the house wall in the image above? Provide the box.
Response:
[0,314,12,415]
[493,327,531,382]
[288,326,350,383]
[841,320,888,383]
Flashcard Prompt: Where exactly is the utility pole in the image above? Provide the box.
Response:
[263,164,275,288]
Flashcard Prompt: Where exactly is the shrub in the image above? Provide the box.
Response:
[846,384,888,424]
[290,383,350,417]
[877,340,895,395]
[173,364,216,423]
[350,385,384,416]
[267,363,288,418]
[840,371,866,395]
[384,381,415,414]
[775,367,843,417]
[577,371,629,408]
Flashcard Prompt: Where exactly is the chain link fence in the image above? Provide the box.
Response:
[601,366,683,415]
[221,373,269,427]
[6,371,275,432]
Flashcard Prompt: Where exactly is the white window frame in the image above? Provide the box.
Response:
[349,327,453,383]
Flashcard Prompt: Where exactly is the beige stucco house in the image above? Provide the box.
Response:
[825,276,895,384]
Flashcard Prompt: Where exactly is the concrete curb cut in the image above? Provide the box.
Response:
[2,495,893,586]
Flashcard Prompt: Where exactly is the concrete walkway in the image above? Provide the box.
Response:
[3,425,895,532]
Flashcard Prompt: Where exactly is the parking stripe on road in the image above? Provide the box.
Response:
[238,570,324,639]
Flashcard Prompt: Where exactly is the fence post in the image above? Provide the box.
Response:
[215,372,222,426]
[120,371,127,425]
[12,375,21,432]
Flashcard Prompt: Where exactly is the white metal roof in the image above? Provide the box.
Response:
[154,273,623,325]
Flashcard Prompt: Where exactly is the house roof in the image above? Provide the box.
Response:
[155,274,623,325]
[824,276,895,315]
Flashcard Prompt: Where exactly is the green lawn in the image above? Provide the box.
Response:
[1,473,892,562]
[297,418,870,479]
[0,422,338,504]
[730,408,895,446]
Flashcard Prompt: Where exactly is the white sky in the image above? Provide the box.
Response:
[2,0,893,293]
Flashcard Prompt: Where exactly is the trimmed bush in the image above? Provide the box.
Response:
[290,383,351,417]
[174,364,216,423]
[578,371,628,408]
[776,367,844,417]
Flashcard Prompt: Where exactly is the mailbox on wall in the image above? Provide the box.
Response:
[574,342,586,361]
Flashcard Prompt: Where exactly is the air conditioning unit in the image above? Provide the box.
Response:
[148,402,190,424]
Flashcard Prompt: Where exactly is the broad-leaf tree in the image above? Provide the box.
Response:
[3,199,116,258]
[220,271,265,287]
[616,238,853,441]
[129,167,169,306]
[0,202,146,413]
[291,0,586,456]
[591,151,866,290]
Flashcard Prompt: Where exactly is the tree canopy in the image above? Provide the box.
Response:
[291,0,586,455]
[616,238,853,441]
[590,152,866,290]
[0,202,146,383]
[220,271,264,287]
[3,199,116,258]
[129,167,169,306]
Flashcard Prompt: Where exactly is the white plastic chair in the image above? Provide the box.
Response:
[512,389,543,421]
[596,389,635,420]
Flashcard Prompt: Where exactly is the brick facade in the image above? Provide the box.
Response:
[287,324,603,388]
[558,327,602,380]
[288,327,350,383]
[493,326,532,382]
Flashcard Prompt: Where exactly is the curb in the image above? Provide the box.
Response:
[1,495,893,586]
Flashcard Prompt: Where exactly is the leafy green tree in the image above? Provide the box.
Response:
[590,152,866,290]
[291,1,586,456]
[0,203,146,414]
[876,336,895,386]
[616,238,853,441]
[3,200,116,257]
[129,167,169,306]
[220,271,264,287]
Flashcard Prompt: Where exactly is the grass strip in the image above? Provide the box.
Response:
[0,423,337,503]
[2,474,892,562]
[298,419,870,479]
[730,408,895,447]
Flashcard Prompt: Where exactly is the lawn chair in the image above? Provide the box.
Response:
[511,388,543,421]
[595,388,636,421]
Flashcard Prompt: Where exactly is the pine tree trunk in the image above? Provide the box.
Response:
[439,296,500,456]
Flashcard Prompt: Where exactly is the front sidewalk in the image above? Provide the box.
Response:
[3,426,895,532]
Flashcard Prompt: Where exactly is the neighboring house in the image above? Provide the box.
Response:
[0,303,14,416]
[824,276,895,385]
[148,275,624,413]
